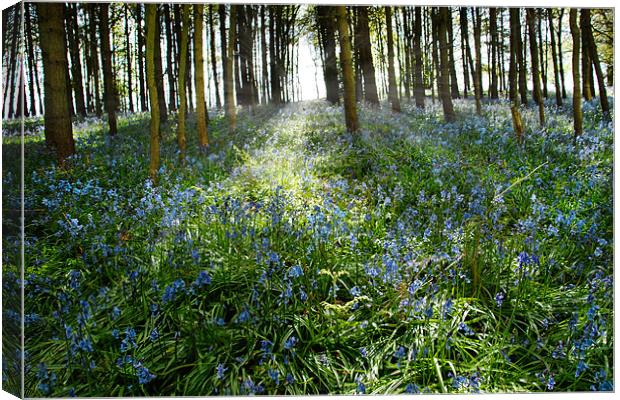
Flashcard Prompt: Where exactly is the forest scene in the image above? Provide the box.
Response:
[1,2,614,397]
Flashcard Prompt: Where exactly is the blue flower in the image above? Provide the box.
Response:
[134,362,155,385]
[458,322,475,336]
[268,368,280,385]
[216,363,227,380]
[394,346,406,360]
[405,383,419,394]
[237,308,251,323]
[575,360,588,377]
[285,373,295,384]
[288,265,304,278]
[356,381,366,394]
[408,280,422,295]
[284,336,298,350]
[350,286,361,297]
[193,271,212,288]
[547,375,555,391]
[149,328,159,342]
[360,347,368,357]
[495,292,505,307]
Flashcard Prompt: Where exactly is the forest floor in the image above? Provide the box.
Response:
[2,97,614,395]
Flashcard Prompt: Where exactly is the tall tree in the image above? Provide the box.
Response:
[136,4,148,112]
[489,7,499,99]
[125,4,135,113]
[316,6,339,104]
[547,9,563,106]
[557,9,567,98]
[385,7,401,112]
[446,8,459,99]
[37,3,75,163]
[569,9,582,138]
[335,6,358,133]
[413,7,425,108]
[177,5,190,162]
[88,4,102,116]
[146,4,160,181]
[436,7,456,122]
[66,3,86,117]
[471,8,483,114]
[581,9,610,117]
[225,5,237,130]
[509,8,524,143]
[526,9,545,126]
[516,10,527,105]
[459,7,472,99]
[194,4,209,147]
[99,3,118,136]
[154,6,168,123]
[164,5,177,111]
[580,12,593,101]
[208,5,222,109]
[356,6,379,105]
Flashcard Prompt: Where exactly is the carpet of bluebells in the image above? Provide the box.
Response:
[2,97,614,396]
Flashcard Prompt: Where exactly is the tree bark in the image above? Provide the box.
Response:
[435,7,456,122]
[356,6,379,105]
[66,3,86,117]
[527,9,545,126]
[413,7,425,108]
[385,7,401,112]
[154,6,168,124]
[581,9,610,117]
[194,4,209,147]
[547,9,562,107]
[472,8,482,114]
[569,9,582,138]
[125,4,134,113]
[459,8,471,99]
[208,5,222,109]
[225,5,237,130]
[446,8,459,99]
[557,9,567,99]
[165,5,177,111]
[99,3,118,136]
[489,8,499,99]
[335,6,358,133]
[37,3,75,163]
[509,8,524,143]
[177,5,189,162]
[146,4,160,181]
[316,6,339,104]
[137,4,148,112]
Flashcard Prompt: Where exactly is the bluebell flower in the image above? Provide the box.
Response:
[149,328,159,342]
[495,292,505,307]
[299,288,308,302]
[408,280,422,295]
[458,322,475,336]
[394,346,406,360]
[350,286,361,297]
[78,338,93,352]
[193,271,212,288]
[134,362,155,385]
[111,306,121,320]
[284,336,298,350]
[547,375,555,390]
[575,360,588,377]
[360,347,368,357]
[237,308,251,323]
[285,373,295,384]
[288,265,304,278]
[268,368,280,385]
[356,381,366,394]
[216,363,227,380]
[405,383,420,394]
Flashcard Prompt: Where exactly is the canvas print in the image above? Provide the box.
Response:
[1,2,614,397]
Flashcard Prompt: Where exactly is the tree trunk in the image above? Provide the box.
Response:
[316,6,339,104]
[489,7,499,99]
[526,9,545,126]
[580,12,593,101]
[356,6,379,105]
[165,5,177,111]
[413,7,425,108]
[37,3,75,163]
[66,3,86,117]
[581,9,610,117]
[538,11,548,99]
[208,5,222,109]
[154,7,168,124]
[335,6,358,133]
[5,5,18,118]
[569,9,582,138]
[557,9,567,99]
[25,3,38,115]
[385,7,401,112]
[509,8,524,143]
[225,5,237,130]
[177,5,189,162]
[472,8,482,114]
[137,4,148,112]
[446,8,459,99]
[260,6,269,104]
[99,4,118,136]
[547,9,563,107]
[459,8,471,99]
[435,7,456,122]
[517,11,528,105]
[88,4,102,116]
[125,4,134,113]
[146,4,160,181]
[194,4,209,147]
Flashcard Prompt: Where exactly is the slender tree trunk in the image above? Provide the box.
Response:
[154,7,168,124]
[88,4,102,116]
[67,3,86,117]
[335,5,358,132]
[165,5,177,111]
[489,7,499,99]
[99,4,117,135]
[146,4,160,181]
[569,9,582,138]
[581,9,610,117]
[538,10,548,98]
[413,7,425,108]
[459,8,471,99]
[37,3,75,163]
[385,7,401,112]
[509,8,524,143]
[5,5,18,118]
[125,4,134,113]
[527,9,545,126]
[226,5,237,130]
[260,6,269,104]
[580,12,593,101]
[517,10,528,105]
[208,5,222,109]
[356,6,379,105]
[316,6,339,104]
[446,8,459,99]
[177,5,189,162]
[547,9,563,107]
[557,9,567,99]
[137,4,148,112]
[435,7,456,122]
[194,4,209,147]
[472,8,482,114]
[25,3,38,115]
